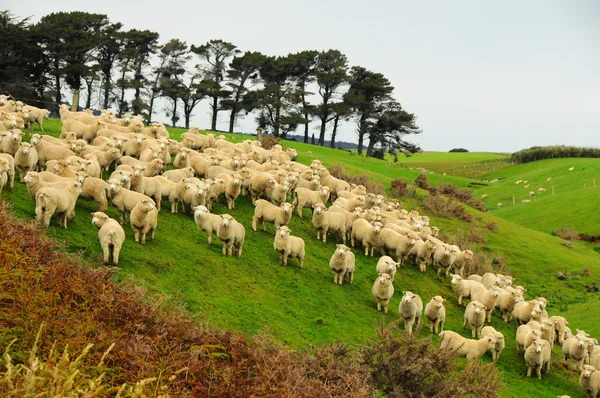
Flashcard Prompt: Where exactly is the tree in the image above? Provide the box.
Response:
[220,51,265,133]
[369,101,421,157]
[157,39,190,127]
[128,30,159,117]
[328,101,352,148]
[344,66,394,155]
[191,40,240,131]
[314,50,348,146]
[96,22,124,109]
[288,50,318,143]
[254,55,299,137]
[179,73,205,129]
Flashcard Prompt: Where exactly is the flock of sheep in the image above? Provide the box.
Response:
[1,95,600,397]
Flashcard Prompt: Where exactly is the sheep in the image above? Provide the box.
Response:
[91,212,125,265]
[409,238,437,272]
[273,226,305,268]
[516,324,543,353]
[35,181,82,228]
[376,255,399,282]
[538,187,546,193]
[107,179,155,224]
[580,365,600,398]
[130,167,177,210]
[481,194,488,199]
[312,202,347,244]
[329,244,356,285]
[163,166,195,183]
[61,119,105,142]
[118,157,164,177]
[522,199,531,204]
[108,169,133,190]
[217,214,245,257]
[74,172,109,212]
[372,273,394,314]
[328,205,360,240]
[333,195,365,212]
[244,171,276,204]
[265,180,290,205]
[450,274,485,306]
[399,291,423,338]
[168,179,204,214]
[0,158,11,193]
[438,331,495,362]
[424,296,446,333]
[80,154,102,178]
[451,249,474,277]
[529,191,535,196]
[550,315,569,345]
[22,171,74,201]
[481,326,505,363]
[222,173,242,209]
[525,339,552,380]
[130,199,158,245]
[1,129,24,156]
[569,167,574,171]
[512,300,542,325]
[0,153,15,191]
[190,205,220,245]
[563,335,590,371]
[433,243,460,277]
[496,289,521,323]
[30,135,75,169]
[471,286,500,322]
[205,178,226,210]
[463,300,487,338]
[293,186,331,217]
[23,105,49,131]
[83,147,121,173]
[14,142,38,181]
[252,199,294,232]
[540,319,556,349]
[497,202,503,208]
[378,227,416,266]
[318,168,350,199]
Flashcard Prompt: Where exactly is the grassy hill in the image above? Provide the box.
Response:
[2,119,599,397]
[473,158,600,236]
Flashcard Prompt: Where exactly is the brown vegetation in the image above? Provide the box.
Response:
[260,135,280,150]
[328,163,385,195]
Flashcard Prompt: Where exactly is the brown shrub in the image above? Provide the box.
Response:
[485,220,499,233]
[554,228,579,241]
[423,195,473,222]
[414,174,429,190]
[583,268,591,277]
[391,178,415,198]
[260,135,280,150]
[429,183,486,211]
[328,163,385,195]
[359,319,501,397]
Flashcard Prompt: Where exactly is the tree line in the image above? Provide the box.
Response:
[0,10,422,157]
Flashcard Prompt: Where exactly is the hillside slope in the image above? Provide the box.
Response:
[1,119,599,397]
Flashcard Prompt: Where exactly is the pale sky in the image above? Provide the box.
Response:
[9,0,600,152]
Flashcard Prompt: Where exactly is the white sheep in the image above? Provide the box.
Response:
[569,167,574,171]
[130,198,158,245]
[35,181,82,228]
[438,330,495,362]
[376,255,399,282]
[14,142,38,182]
[538,187,546,193]
[481,326,505,363]
[496,289,521,323]
[23,105,49,131]
[74,172,109,212]
[217,214,245,257]
[107,179,155,224]
[550,315,569,345]
[522,199,531,204]
[529,191,536,196]
[424,296,446,333]
[163,166,195,183]
[450,274,485,306]
[252,199,294,231]
[580,365,600,397]
[399,291,423,338]
[516,324,542,353]
[91,212,125,265]
[378,228,416,266]
[512,300,542,325]
[525,339,552,380]
[372,273,394,314]
[329,244,355,285]
[351,219,384,256]
[273,226,305,268]
[471,286,500,323]
[409,238,437,272]
[0,153,15,192]
[563,335,590,371]
[463,300,487,338]
[497,202,503,208]
[293,186,331,217]
[0,129,24,156]
[311,202,347,244]
[30,135,75,169]
[0,158,11,193]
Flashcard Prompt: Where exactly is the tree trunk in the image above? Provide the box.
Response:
[133,61,143,115]
[171,98,178,127]
[210,95,218,131]
[330,115,339,148]
[357,113,367,155]
[184,108,190,129]
[273,104,281,137]
[54,59,61,114]
[301,91,309,143]
[228,105,237,133]
[366,137,376,157]
[102,74,110,109]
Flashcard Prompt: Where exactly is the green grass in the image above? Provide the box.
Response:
[2,119,599,397]
[473,158,600,236]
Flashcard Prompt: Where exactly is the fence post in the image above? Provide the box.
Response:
[71,90,80,112]
[552,186,555,196]
[512,197,516,206]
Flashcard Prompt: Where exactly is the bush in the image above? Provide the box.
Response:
[390,178,413,197]
[328,163,385,195]
[423,195,473,222]
[449,148,469,152]
[414,174,429,190]
[554,228,580,241]
[511,145,600,164]
[428,183,486,211]
[260,135,280,150]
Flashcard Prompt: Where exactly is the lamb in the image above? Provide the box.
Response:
[516,324,543,353]
[30,135,76,169]
[221,173,242,209]
[563,335,590,371]
[450,274,485,306]
[292,186,331,217]
[130,199,158,245]
[451,249,474,276]
[328,205,360,240]
[481,326,505,363]
[91,212,125,265]
[424,296,446,333]
[266,180,290,205]
[328,244,355,285]
[0,129,24,156]
[35,181,82,228]
[371,273,394,314]
[14,142,38,181]
[350,219,383,256]
[376,255,399,282]
[273,226,305,268]
[438,331,495,362]
[399,291,423,338]
[524,339,552,380]
[0,153,15,191]
[377,227,416,266]
[108,169,133,190]
[252,199,294,231]
[580,365,600,398]
[0,158,11,193]
[74,172,109,212]
[550,315,569,345]
[409,238,437,272]
[23,105,49,131]
[463,300,487,338]
[107,179,155,224]
[312,202,347,244]
[162,166,195,183]
[217,214,245,257]
[191,205,221,245]
[471,286,500,322]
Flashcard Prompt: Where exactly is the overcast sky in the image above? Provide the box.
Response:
[9,0,600,152]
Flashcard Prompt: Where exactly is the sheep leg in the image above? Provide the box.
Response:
[98,194,108,212]
[349,271,353,284]
[364,245,369,257]
[149,227,155,241]
[383,300,389,314]
[102,242,111,264]
[377,301,382,312]
[227,242,233,256]
[261,220,266,232]
[282,253,288,266]
[112,242,122,266]
[322,227,328,243]
[536,367,541,380]
[134,230,140,244]
[140,231,147,245]
[405,319,414,337]
[222,243,227,256]
[252,216,258,232]
[298,255,304,268]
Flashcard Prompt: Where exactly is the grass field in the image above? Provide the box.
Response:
[2,119,599,397]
